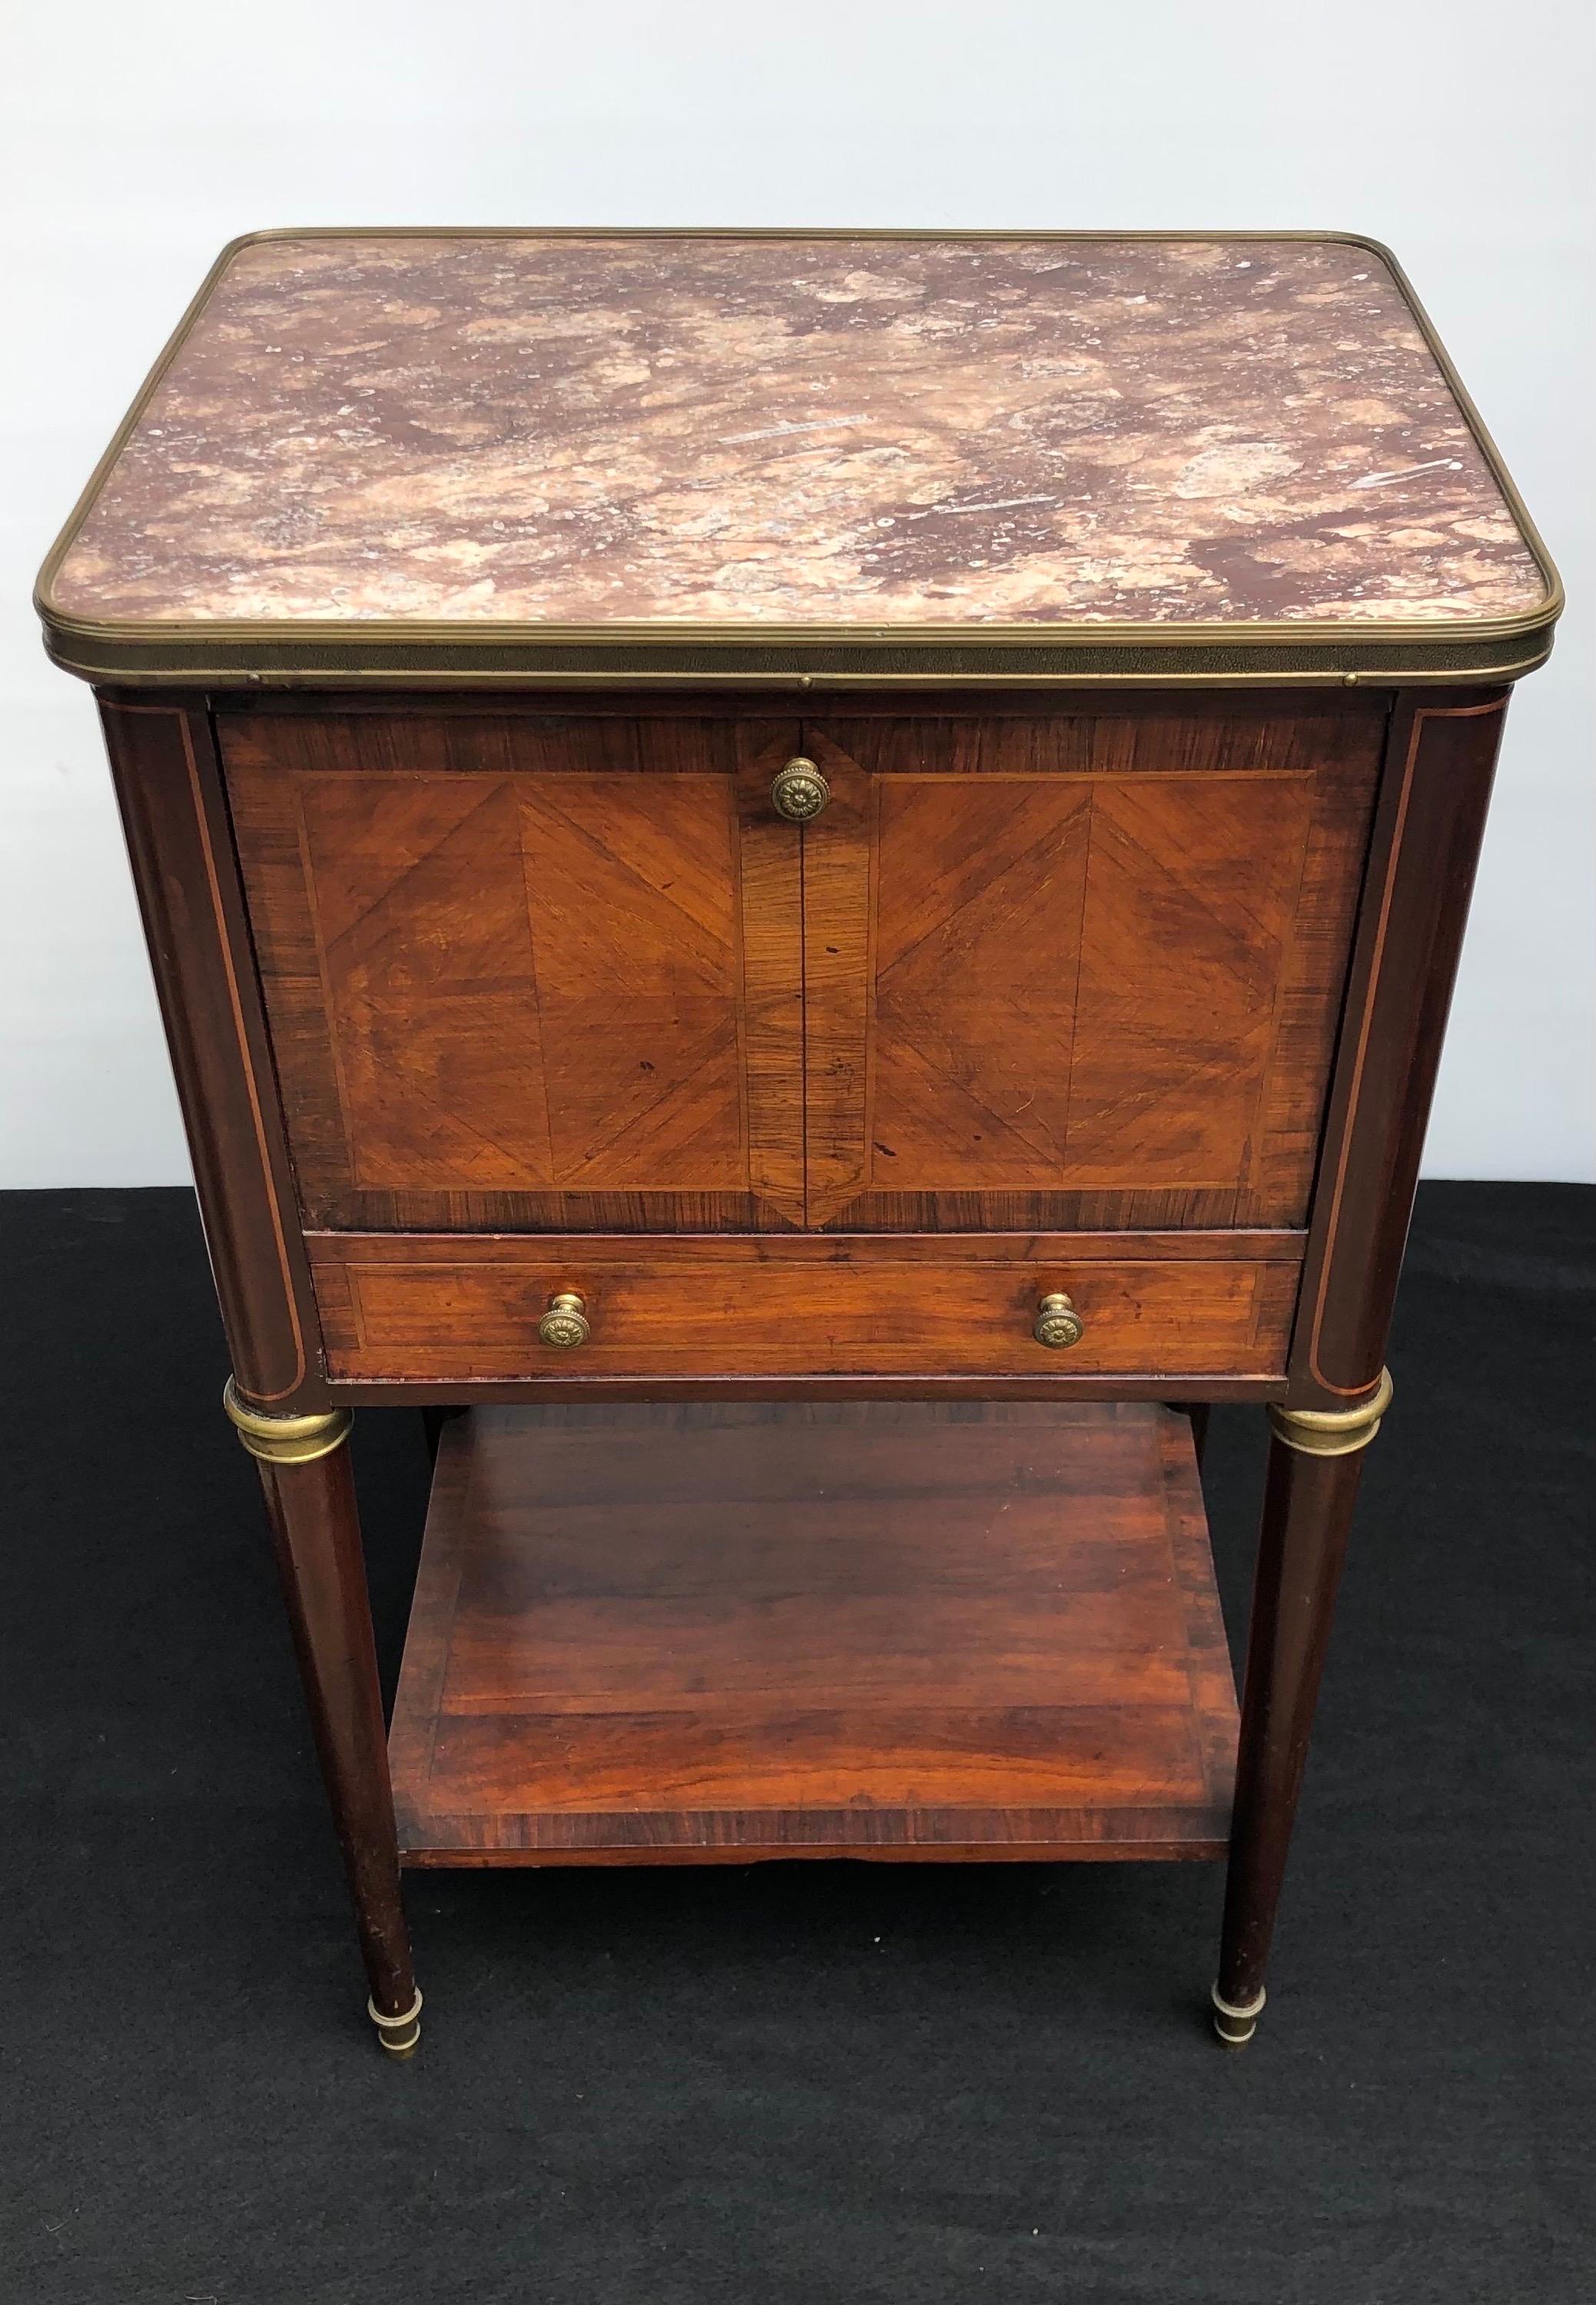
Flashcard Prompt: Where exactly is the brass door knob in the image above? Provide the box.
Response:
[537,1292,590,1349]
[1034,1292,1084,1349]
[771,757,830,823]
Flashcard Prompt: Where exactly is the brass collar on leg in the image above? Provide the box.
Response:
[224,1378,352,1465]
[1268,1368,1394,1458]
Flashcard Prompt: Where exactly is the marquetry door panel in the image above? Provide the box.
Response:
[223,713,805,1232]
[799,709,1383,1232]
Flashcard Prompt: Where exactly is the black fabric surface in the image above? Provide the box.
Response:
[2,1182,1591,2304]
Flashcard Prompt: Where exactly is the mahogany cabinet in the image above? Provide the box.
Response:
[38,230,1559,2059]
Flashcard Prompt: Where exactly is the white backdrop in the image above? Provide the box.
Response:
[2,2,1591,1184]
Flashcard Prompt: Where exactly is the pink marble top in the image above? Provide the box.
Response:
[45,232,1549,635]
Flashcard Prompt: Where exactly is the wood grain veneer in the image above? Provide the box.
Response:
[224,697,1380,1239]
[798,705,1381,1232]
[224,708,807,1234]
[389,1401,1238,1863]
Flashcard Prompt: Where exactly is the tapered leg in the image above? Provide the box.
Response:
[224,1381,421,2058]
[1214,1371,1393,2047]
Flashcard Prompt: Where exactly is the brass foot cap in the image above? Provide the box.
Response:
[368,1988,423,2058]
[1211,1982,1266,2048]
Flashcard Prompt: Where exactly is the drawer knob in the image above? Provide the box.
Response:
[771,757,830,823]
[537,1291,590,1349]
[1034,1292,1084,1349]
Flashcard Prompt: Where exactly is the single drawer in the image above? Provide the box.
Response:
[307,1232,1302,1382]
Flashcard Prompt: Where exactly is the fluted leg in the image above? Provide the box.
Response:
[224,1381,420,2058]
[1214,1371,1392,2047]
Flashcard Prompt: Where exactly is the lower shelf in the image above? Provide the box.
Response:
[389,1401,1238,1865]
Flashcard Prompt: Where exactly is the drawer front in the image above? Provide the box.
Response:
[308,1233,1302,1382]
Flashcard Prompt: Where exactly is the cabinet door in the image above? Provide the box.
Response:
[798,706,1383,1232]
[224,712,805,1232]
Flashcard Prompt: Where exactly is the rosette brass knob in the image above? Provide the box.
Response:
[1034,1292,1084,1349]
[537,1292,590,1349]
[771,758,830,823]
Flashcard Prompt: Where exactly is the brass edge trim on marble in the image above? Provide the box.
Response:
[41,637,1554,691]
[223,1377,352,1464]
[34,227,1561,691]
[1267,1367,1393,1456]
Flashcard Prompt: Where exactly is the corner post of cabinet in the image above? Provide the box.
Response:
[96,691,324,1410]
[1288,688,1509,1413]
[1215,687,1511,2047]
